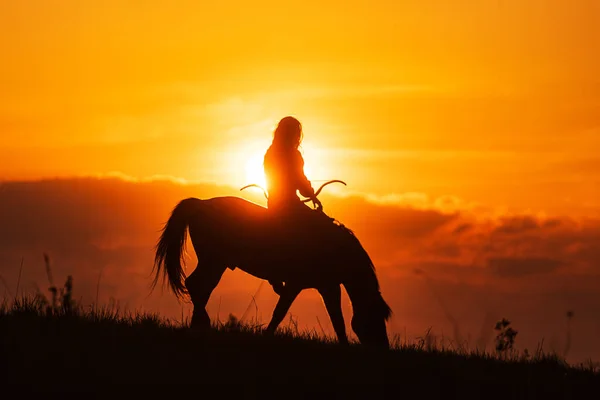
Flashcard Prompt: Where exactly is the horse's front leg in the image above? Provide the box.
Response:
[185,262,226,330]
[265,285,301,335]
[319,284,349,345]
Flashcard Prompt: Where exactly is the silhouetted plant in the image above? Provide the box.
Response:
[416,327,437,352]
[35,275,76,316]
[34,254,76,316]
[288,313,300,335]
[225,313,240,329]
[564,310,574,358]
[494,318,518,355]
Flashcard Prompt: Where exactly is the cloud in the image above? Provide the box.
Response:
[488,257,563,278]
[84,171,193,185]
[492,215,541,235]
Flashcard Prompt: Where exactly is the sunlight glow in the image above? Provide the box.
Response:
[225,118,333,196]
[244,153,267,190]
[239,143,323,196]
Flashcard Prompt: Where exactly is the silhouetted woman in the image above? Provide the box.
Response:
[263,116,324,295]
[263,116,322,213]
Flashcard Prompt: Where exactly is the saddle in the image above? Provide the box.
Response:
[266,204,338,237]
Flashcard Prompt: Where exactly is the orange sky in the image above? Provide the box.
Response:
[1,1,600,216]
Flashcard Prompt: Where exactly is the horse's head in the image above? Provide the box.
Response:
[334,222,392,349]
[350,293,392,349]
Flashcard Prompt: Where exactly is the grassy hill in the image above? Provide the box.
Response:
[1,285,599,399]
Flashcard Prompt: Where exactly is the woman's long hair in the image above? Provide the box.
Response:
[271,116,303,150]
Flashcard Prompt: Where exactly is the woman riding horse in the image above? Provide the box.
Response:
[152,193,392,347]
[152,115,392,348]
[263,116,336,293]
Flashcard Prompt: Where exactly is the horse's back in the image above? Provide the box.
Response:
[204,196,266,220]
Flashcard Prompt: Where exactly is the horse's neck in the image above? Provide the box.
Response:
[343,272,380,310]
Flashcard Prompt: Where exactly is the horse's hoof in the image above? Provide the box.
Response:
[189,324,207,332]
[189,319,211,332]
[263,328,276,336]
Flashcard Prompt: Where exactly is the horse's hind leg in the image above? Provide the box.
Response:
[184,262,226,330]
[319,285,348,345]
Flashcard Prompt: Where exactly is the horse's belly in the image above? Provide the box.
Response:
[232,252,339,288]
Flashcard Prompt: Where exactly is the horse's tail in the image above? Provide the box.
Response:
[152,197,203,299]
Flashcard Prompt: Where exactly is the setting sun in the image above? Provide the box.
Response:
[242,147,318,196]
[244,153,267,190]
[225,121,328,198]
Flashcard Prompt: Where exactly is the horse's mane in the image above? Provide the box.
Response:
[333,219,377,275]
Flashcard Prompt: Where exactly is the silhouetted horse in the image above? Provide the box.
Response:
[152,182,392,348]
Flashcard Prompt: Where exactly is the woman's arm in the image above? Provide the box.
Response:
[293,151,315,198]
